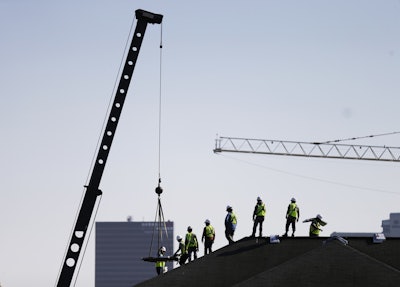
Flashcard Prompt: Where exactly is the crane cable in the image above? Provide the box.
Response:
[148,22,169,258]
[158,22,163,185]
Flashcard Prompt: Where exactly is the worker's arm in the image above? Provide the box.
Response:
[297,207,300,221]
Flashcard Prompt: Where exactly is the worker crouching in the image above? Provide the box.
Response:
[303,214,327,237]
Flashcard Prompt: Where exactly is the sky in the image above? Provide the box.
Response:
[1,0,400,286]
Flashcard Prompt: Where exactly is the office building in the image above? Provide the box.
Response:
[96,220,174,287]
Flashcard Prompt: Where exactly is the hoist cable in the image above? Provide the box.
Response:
[317,131,400,144]
[72,194,103,286]
[157,23,163,182]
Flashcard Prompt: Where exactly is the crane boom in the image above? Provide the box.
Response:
[56,10,163,287]
[214,136,400,162]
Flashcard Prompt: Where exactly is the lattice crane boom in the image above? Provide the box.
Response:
[214,136,400,162]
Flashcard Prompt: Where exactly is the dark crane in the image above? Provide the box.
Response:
[56,10,163,287]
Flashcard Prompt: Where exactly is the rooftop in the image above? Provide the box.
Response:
[135,236,400,287]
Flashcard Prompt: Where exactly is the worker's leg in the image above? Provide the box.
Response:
[187,248,192,262]
[285,218,291,235]
[251,220,258,237]
[258,216,264,237]
[291,219,296,236]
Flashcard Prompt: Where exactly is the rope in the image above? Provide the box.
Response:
[317,131,400,144]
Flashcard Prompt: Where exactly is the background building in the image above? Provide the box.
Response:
[96,220,174,287]
[382,213,400,237]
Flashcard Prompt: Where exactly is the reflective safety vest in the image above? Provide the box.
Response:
[288,203,298,218]
[309,218,326,235]
[155,260,165,268]
[205,225,215,238]
[310,219,321,235]
[255,203,266,217]
[179,242,186,254]
[230,212,237,224]
[185,232,198,248]
[155,252,166,268]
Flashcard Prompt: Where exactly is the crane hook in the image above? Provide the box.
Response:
[155,178,163,195]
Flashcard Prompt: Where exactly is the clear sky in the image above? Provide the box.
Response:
[1,0,400,286]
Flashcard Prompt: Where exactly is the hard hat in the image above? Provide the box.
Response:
[257,196,262,201]
[187,226,192,232]
[316,214,322,220]
[226,205,232,211]
[291,197,296,202]
[205,219,210,224]
[161,246,166,252]
[176,235,182,241]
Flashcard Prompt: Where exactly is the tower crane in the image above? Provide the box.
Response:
[56,10,163,287]
[214,136,400,162]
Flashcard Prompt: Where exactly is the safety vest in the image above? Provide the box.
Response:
[288,203,298,218]
[155,252,165,268]
[179,242,186,254]
[310,219,321,235]
[255,203,266,217]
[185,232,198,248]
[230,212,237,224]
[205,225,215,238]
[155,260,165,268]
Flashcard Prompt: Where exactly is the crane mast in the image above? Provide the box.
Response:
[214,136,400,162]
[56,10,163,287]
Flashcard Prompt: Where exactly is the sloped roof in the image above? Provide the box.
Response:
[135,237,400,287]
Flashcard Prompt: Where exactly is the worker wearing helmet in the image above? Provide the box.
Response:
[225,205,237,244]
[202,219,215,255]
[185,226,198,262]
[173,235,188,265]
[251,196,266,237]
[303,214,327,237]
[155,246,167,275]
[283,197,300,237]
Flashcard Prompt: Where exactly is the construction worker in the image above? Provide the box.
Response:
[185,226,198,262]
[155,246,166,275]
[173,235,188,265]
[225,205,237,244]
[202,219,215,255]
[303,214,327,237]
[251,196,266,237]
[283,197,300,237]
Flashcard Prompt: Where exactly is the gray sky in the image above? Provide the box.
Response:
[1,0,400,286]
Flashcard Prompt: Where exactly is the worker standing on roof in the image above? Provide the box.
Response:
[185,226,198,262]
[155,246,166,275]
[303,214,327,237]
[202,219,215,255]
[283,197,300,237]
[251,197,266,237]
[225,205,237,244]
[173,235,188,265]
